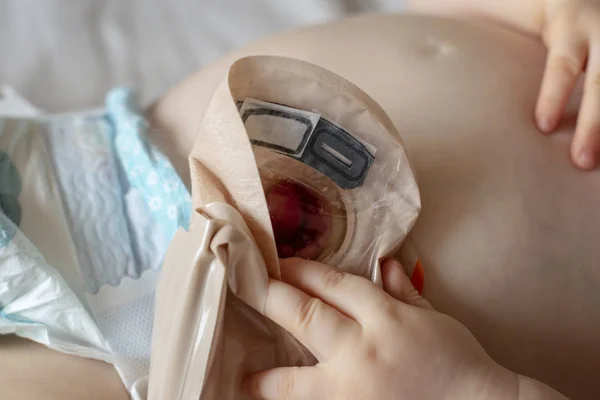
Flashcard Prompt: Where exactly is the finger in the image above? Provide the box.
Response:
[245,366,327,400]
[279,258,392,323]
[571,46,600,169]
[264,277,359,359]
[536,33,587,133]
[380,258,433,310]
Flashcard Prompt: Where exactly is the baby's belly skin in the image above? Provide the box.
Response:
[0,335,129,400]
[148,14,600,398]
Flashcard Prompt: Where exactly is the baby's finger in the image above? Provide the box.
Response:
[264,278,359,360]
[279,258,392,323]
[536,33,587,133]
[571,46,600,169]
[246,366,326,400]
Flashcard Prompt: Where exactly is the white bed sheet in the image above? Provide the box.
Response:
[0,0,403,112]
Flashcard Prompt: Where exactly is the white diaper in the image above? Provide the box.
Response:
[0,87,191,399]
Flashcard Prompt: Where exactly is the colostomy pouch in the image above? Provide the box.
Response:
[147,56,421,400]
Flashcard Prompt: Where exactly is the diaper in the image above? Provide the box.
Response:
[0,87,190,399]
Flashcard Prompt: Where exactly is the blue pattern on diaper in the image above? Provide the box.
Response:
[107,88,191,241]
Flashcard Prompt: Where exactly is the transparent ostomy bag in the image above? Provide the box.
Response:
[147,56,421,400]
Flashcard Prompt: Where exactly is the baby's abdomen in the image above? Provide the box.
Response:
[148,14,600,398]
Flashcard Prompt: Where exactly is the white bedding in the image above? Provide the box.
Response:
[0,0,403,112]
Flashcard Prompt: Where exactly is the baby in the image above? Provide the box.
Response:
[242,1,600,399]
[2,2,598,399]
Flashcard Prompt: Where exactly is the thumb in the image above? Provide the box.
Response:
[380,258,433,310]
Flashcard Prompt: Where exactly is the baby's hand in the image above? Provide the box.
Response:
[536,0,600,169]
[244,258,518,400]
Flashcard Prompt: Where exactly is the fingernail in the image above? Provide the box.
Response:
[576,148,596,170]
[537,116,554,133]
